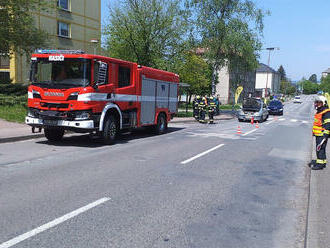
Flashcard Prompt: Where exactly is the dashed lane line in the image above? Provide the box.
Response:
[242,128,258,136]
[181,143,225,164]
[0,197,111,248]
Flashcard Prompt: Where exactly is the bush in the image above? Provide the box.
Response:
[0,83,28,96]
[0,94,27,106]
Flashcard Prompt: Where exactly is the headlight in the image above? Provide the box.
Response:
[67,92,79,101]
[279,108,283,111]
[29,90,41,99]
[74,111,91,120]
[254,112,261,116]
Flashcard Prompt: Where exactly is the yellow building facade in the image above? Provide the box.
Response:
[0,0,101,83]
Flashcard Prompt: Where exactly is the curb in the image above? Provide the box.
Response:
[0,133,45,144]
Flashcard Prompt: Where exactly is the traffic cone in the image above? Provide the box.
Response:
[237,125,242,135]
[251,117,254,125]
[255,122,259,128]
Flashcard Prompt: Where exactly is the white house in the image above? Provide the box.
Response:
[255,63,280,97]
[322,68,330,78]
[216,66,256,104]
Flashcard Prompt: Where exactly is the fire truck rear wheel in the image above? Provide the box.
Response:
[44,128,64,142]
[103,115,118,145]
[155,113,167,135]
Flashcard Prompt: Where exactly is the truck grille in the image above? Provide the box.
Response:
[40,102,69,109]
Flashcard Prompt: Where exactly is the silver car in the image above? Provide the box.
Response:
[238,98,269,122]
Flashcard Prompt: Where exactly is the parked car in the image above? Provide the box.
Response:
[293,95,302,104]
[237,97,269,122]
[267,100,283,115]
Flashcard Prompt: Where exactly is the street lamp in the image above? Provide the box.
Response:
[265,47,280,98]
[90,39,99,54]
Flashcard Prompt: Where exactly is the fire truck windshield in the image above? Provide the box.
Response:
[30,58,91,89]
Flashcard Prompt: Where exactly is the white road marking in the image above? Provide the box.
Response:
[242,128,258,136]
[266,120,275,125]
[279,118,285,121]
[0,197,110,248]
[302,120,308,124]
[290,119,298,122]
[181,144,225,164]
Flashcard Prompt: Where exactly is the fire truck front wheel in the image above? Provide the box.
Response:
[44,128,64,142]
[102,115,118,145]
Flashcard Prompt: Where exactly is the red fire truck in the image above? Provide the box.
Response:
[25,50,179,144]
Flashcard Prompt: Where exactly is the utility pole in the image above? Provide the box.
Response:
[265,47,280,98]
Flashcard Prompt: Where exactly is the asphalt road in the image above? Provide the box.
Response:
[0,95,315,248]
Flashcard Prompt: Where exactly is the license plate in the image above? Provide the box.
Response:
[43,120,58,126]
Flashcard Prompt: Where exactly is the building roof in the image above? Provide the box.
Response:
[256,63,278,74]
[323,68,330,73]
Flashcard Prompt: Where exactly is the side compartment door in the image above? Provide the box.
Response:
[156,82,169,109]
[169,83,178,113]
[140,77,156,125]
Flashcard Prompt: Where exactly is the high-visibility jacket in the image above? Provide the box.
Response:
[313,108,330,136]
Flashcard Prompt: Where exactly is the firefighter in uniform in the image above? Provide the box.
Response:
[198,96,207,123]
[311,96,330,170]
[208,96,217,124]
[193,96,201,120]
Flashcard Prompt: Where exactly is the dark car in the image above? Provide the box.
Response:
[267,100,283,115]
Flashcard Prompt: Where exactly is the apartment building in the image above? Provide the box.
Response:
[0,0,101,83]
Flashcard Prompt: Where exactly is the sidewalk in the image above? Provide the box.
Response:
[0,113,235,143]
[306,139,330,247]
[0,119,44,143]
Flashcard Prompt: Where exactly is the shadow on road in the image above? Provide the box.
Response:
[36,127,184,148]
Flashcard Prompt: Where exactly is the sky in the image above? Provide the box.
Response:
[101,0,330,81]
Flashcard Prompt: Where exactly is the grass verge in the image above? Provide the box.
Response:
[175,111,194,118]
[0,104,27,123]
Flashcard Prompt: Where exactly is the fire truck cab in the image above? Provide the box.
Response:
[25,50,179,144]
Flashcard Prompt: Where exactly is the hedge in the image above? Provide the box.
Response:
[0,83,28,96]
[0,94,27,106]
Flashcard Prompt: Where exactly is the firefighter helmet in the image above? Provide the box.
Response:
[314,95,327,105]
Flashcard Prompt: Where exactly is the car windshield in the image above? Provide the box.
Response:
[243,98,261,111]
[30,58,91,89]
[269,101,282,107]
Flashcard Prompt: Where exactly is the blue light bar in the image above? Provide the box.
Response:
[35,49,85,54]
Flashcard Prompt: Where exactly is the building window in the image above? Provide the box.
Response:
[0,55,9,69]
[118,66,131,88]
[0,72,10,83]
[58,0,70,11]
[58,21,70,38]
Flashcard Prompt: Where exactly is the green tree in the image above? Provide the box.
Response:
[299,79,319,94]
[280,80,296,95]
[309,74,317,83]
[104,0,189,69]
[0,0,52,55]
[188,0,267,93]
[178,52,212,102]
[277,65,286,81]
[320,74,330,93]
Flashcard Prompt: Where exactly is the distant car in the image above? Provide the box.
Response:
[293,96,302,104]
[238,97,269,122]
[267,100,283,115]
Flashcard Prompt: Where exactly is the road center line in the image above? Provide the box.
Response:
[0,197,110,248]
[266,120,275,125]
[242,128,258,136]
[181,144,225,164]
